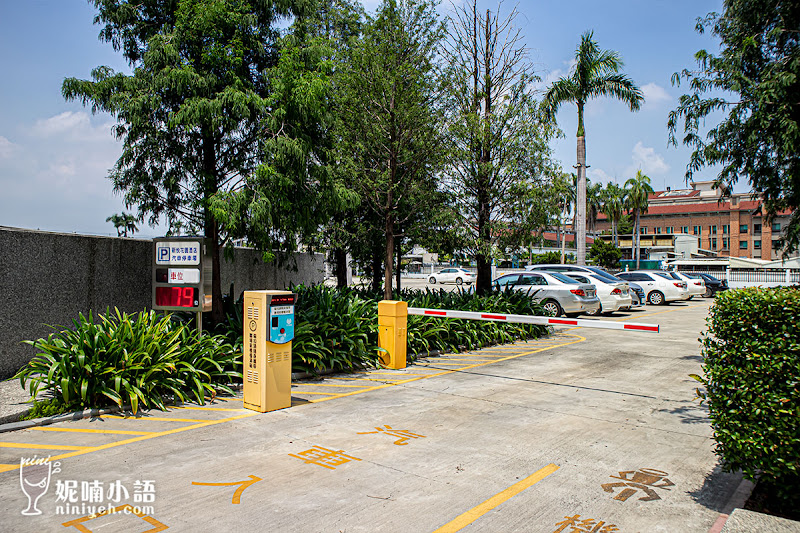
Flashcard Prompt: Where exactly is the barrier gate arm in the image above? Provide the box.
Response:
[406,307,660,333]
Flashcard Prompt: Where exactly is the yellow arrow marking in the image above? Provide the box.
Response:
[191,475,262,504]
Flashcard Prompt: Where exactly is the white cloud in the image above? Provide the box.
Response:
[587,167,615,185]
[628,141,670,176]
[30,111,114,142]
[641,82,671,107]
[0,136,18,159]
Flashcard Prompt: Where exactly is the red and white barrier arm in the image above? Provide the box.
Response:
[406,307,659,333]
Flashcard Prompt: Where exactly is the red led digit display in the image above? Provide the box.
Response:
[269,295,296,305]
[155,286,198,308]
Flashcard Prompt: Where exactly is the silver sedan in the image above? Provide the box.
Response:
[493,271,601,317]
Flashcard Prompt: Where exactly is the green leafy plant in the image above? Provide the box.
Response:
[15,309,241,414]
[696,287,800,506]
[19,398,70,421]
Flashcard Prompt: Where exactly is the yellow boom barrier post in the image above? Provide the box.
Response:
[378,300,407,369]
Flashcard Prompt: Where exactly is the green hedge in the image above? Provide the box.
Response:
[697,287,800,503]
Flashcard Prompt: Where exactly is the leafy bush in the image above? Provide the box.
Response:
[15,309,241,413]
[588,239,622,269]
[19,398,70,421]
[696,287,800,504]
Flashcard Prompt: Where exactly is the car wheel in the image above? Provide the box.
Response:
[703,287,713,298]
[456,277,463,285]
[687,295,694,300]
[429,277,436,284]
[542,300,563,317]
[648,291,665,305]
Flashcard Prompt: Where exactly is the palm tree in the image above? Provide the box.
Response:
[106,212,138,237]
[624,170,654,269]
[586,180,603,234]
[601,183,625,246]
[552,173,575,264]
[544,31,644,266]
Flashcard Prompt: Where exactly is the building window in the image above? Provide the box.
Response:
[723,224,729,234]
[741,224,748,234]
[655,227,662,234]
[754,240,761,249]
[740,240,748,250]
[753,223,762,234]
[723,237,729,249]
[693,225,701,235]
[665,226,673,234]
[773,239,782,251]
[710,225,717,235]
[681,226,689,234]
[772,222,781,232]
[711,238,717,250]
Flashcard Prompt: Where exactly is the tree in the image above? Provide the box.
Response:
[586,180,603,234]
[668,0,800,254]
[544,31,644,266]
[444,1,558,295]
[550,172,575,264]
[624,170,654,269]
[64,0,308,323]
[105,212,138,237]
[335,0,446,300]
[588,239,622,270]
[601,182,626,246]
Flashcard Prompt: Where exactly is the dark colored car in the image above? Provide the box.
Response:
[686,273,728,297]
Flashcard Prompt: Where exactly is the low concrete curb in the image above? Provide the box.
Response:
[721,509,800,532]
[0,406,122,434]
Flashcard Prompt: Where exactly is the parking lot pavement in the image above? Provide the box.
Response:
[0,298,743,532]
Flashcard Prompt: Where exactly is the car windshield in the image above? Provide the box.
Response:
[546,271,581,284]
[589,274,612,285]
[586,267,623,282]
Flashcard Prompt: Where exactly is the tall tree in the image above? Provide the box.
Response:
[668,0,800,254]
[624,170,654,269]
[336,0,446,300]
[600,182,626,246]
[106,212,138,237]
[64,0,307,323]
[586,180,603,234]
[444,1,558,295]
[544,31,644,266]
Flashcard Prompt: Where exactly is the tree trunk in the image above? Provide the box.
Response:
[576,134,587,265]
[384,211,394,301]
[334,247,348,288]
[395,234,402,293]
[635,209,641,269]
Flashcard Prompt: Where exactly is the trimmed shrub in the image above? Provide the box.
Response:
[696,287,800,504]
[15,309,240,413]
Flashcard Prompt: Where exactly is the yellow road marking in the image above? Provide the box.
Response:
[432,354,508,358]
[0,464,17,473]
[292,383,370,388]
[434,358,500,362]
[0,411,258,475]
[368,372,430,376]
[173,405,248,412]
[418,363,473,367]
[191,474,261,504]
[290,391,338,396]
[31,427,156,435]
[327,377,408,382]
[432,464,560,533]
[103,415,206,423]
[0,442,91,451]
[309,335,585,405]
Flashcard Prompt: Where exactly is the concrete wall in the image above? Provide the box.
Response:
[0,227,323,379]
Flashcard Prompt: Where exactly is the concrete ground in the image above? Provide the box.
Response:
[0,299,765,532]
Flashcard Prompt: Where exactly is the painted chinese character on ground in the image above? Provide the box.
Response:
[553,514,619,532]
[357,425,426,445]
[601,468,674,502]
[288,446,361,470]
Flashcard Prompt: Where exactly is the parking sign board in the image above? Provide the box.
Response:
[152,237,211,312]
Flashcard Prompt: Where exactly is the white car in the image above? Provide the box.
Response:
[493,270,601,317]
[563,272,633,314]
[666,271,705,299]
[616,270,690,305]
[429,267,475,285]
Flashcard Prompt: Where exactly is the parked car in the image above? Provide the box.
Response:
[562,272,633,314]
[627,282,646,307]
[527,264,642,307]
[666,271,705,299]
[615,270,690,305]
[429,267,475,285]
[686,273,728,297]
[493,270,601,317]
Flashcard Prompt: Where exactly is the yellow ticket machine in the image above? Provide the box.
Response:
[243,290,296,412]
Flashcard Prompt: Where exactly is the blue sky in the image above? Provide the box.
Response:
[0,0,725,237]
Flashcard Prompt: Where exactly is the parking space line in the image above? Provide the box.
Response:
[368,372,430,376]
[0,464,17,473]
[103,415,207,423]
[173,405,249,412]
[0,442,92,451]
[290,391,339,396]
[432,463,560,533]
[434,358,502,362]
[309,335,586,405]
[292,383,371,388]
[31,427,156,435]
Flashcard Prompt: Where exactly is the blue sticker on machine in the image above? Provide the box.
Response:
[269,304,294,344]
